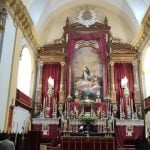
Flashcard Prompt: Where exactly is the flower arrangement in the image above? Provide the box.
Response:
[79,112,96,123]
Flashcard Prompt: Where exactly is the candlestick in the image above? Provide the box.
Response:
[68,66,71,95]
[43,97,45,110]
[45,96,47,106]
[64,102,66,113]
[128,97,130,107]
[131,99,134,119]
[53,98,55,113]
[120,98,122,119]
[121,98,124,114]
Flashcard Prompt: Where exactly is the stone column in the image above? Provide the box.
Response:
[34,61,44,115]
[59,62,65,103]
[110,61,116,103]
[132,60,140,103]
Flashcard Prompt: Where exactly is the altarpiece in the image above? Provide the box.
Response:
[32,12,144,150]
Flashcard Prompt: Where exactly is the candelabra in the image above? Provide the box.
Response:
[52,100,57,118]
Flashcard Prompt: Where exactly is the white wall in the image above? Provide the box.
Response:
[40,6,136,45]
[12,106,30,133]
[0,14,16,131]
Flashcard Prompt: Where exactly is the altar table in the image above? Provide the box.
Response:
[116,119,144,149]
[61,136,115,150]
[32,118,59,143]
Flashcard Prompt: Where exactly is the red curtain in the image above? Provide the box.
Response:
[114,63,134,111]
[65,32,108,97]
[116,126,144,148]
[42,63,61,101]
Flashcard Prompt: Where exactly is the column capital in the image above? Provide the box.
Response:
[60,62,65,66]
[5,0,40,49]
[110,61,114,65]
[132,60,137,65]
[40,61,44,66]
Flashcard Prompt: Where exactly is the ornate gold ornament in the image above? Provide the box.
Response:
[133,7,150,48]
[5,0,40,50]
[75,10,98,27]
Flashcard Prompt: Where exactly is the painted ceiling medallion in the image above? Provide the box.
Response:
[76,10,98,27]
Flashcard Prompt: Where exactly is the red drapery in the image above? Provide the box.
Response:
[65,32,108,97]
[42,63,61,103]
[116,126,144,148]
[114,63,134,113]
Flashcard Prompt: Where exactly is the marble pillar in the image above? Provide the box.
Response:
[132,60,140,103]
[34,61,44,115]
[59,62,65,103]
[110,61,116,103]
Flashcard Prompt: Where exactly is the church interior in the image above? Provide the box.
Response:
[1,0,150,150]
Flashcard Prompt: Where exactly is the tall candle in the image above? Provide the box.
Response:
[128,97,130,107]
[112,119,114,132]
[43,97,45,110]
[69,66,71,95]
[65,102,67,112]
[122,98,124,113]
[53,98,55,113]
[120,98,122,119]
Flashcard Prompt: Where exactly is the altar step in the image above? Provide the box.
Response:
[125,145,136,150]
[40,144,61,150]
[117,148,136,150]
[47,145,61,150]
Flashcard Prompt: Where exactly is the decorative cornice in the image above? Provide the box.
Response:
[110,54,137,63]
[64,17,111,34]
[38,43,65,62]
[133,6,150,48]
[110,42,138,62]
[5,0,41,50]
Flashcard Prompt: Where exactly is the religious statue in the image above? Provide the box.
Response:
[82,66,90,81]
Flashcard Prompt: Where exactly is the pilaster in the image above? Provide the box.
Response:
[59,62,65,103]
[110,61,116,103]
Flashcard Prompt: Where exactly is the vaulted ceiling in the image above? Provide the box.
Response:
[21,0,150,45]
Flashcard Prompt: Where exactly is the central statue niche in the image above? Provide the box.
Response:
[71,45,103,100]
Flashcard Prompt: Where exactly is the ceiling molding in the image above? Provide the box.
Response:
[133,6,150,49]
[5,0,41,51]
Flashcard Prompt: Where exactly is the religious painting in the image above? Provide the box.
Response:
[71,46,103,100]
